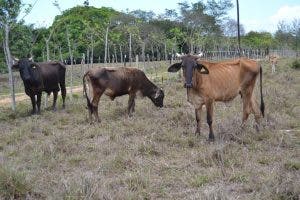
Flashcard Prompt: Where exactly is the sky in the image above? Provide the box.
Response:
[20,0,300,33]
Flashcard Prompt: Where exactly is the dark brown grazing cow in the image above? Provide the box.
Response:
[13,58,66,114]
[83,67,164,122]
[168,54,264,141]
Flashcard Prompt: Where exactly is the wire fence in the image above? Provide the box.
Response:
[0,49,299,98]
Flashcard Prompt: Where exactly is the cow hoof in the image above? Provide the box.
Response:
[31,110,38,115]
[195,130,200,136]
[255,124,261,133]
[52,107,57,112]
[208,134,215,142]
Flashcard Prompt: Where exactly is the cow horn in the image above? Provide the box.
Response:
[195,52,203,59]
[12,57,19,65]
[176,53,186,58]
[28,57,33,61]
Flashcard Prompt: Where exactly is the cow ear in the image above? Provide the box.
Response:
[31,62,39,68]
[12,63,19,70]
[196,63,209,74]
[168,62,182,72]
[12,58,20,70]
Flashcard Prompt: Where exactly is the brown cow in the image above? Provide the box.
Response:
[268,54,279,73]
[83,67,164,122]
[168,54,264,141]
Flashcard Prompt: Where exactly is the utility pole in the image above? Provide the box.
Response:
[236,0,241,56]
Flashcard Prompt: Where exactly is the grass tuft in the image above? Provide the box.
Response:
[0,166,32,199]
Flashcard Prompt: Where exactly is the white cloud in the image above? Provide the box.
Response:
[241,5,300,33]
[270,5,300,22]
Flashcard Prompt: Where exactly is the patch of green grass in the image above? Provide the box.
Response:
[229,172,249,183]
[190,175,211,187]
[124,173,149,192]
[0,166,32,199]
[291,59,300,69]
[68,155,85,166]
[138,143,161,156]
[257,156,273,165]
[284,161,300,170]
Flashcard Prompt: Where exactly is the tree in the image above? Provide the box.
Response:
[222,18,245,37]
[177,0,233,52]
[275,21,296,49]
[243,31,275,49]
[0,0,22,111]
[83,0,89,7]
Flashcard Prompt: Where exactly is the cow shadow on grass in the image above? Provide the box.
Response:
[0,102,67,122]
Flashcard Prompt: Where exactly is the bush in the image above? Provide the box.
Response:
[291,59,300,69]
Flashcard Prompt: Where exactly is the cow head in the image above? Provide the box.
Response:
[12,57,41,85]
[150,88,164,107]
[168,54,209,88]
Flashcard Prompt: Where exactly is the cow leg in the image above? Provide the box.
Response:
[250,96,262,132]
[272,64,275,73]
[30,95,37,115]
[60,82,66,109]
[36,93,42,114]
[91,89,103,123]
[205,100,214,141]
[241,83,255,128]
[52,91,58,111]
[128,94,136,117]
[195,105,203,135]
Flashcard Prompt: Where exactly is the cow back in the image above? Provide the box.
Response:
[39,62,66,93]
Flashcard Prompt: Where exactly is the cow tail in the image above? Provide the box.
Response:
[259,65,265,117]
[83,72,93,113]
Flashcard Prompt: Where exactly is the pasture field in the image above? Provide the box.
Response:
[0,58,299,199]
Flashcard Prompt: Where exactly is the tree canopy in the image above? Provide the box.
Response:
[0,0,299,72]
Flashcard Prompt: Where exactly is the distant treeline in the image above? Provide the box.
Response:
[1,1,300,73]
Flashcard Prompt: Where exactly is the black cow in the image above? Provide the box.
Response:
[13,58,66,114]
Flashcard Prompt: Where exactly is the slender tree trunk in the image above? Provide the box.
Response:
[108,44,110,63]
[164,42,167,61]
[45,40,50,61]
[114,45,117,63]
[142,41,145,71]
[3,23,16,111]
[59,46,63,62]
[86,48,89,68]
[129,33,132,66]
[66,26,73,100]
[151,45,154,61]
[104,26,109,64]
[119,45,123,63]
[42,51,45,61]
[236,0,241,56]
[44,29,54,62]
[90,34,94,68]
[156,46,160,61]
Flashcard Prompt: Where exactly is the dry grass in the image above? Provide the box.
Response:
[0,58,299,199]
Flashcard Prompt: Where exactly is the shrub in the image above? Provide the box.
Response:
[291,59,300,69]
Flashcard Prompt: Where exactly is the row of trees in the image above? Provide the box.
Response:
[1,0,300,74]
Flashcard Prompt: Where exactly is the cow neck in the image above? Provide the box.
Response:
[192,69,204,89]
[140,78,157,97]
